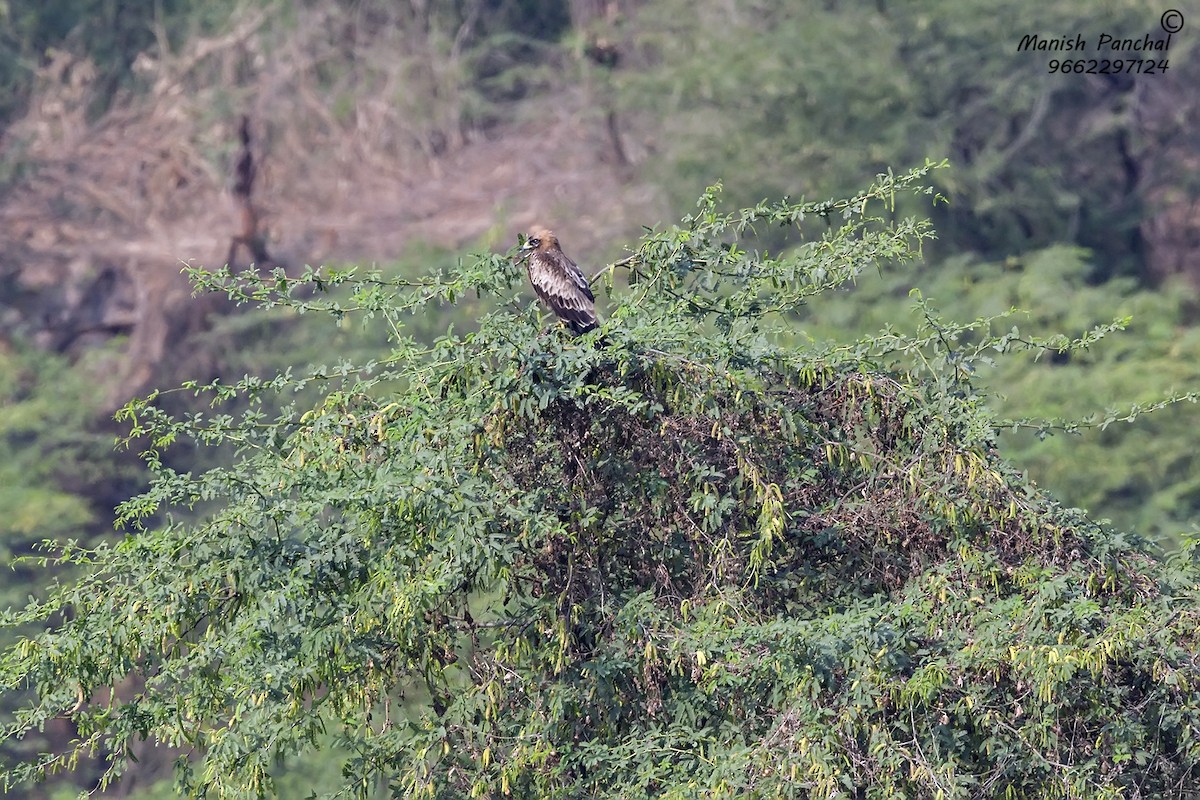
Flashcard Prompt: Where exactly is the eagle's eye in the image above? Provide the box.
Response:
[529,238,541,247]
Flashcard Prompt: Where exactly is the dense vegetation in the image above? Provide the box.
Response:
[792,248,1200,543]
[1,1,1198,797]
[0,0,242,123]
[621,0,1190,276]
[5,166,1200,799]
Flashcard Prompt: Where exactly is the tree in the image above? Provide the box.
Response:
[778,244,1200,546]
[4,163,1200,798]
[0,0,245,126]
[620,0,1194,277]
[0,341,147,795]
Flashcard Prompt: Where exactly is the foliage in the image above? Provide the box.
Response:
[191,242,494,385]
[0,340,143,793]
[3,164,1200,798]
[0,0,571,182]
[785,245,1200,545]
[621,0,1176,272]
[0,340,143,579]
[0,345,92,557]
[0,0,240,124]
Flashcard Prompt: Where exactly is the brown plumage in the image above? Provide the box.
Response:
[517,228,599,335]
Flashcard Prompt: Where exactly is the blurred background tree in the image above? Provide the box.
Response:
[619,0,1195,279]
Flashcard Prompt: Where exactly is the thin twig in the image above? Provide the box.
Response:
[589,253,639,286]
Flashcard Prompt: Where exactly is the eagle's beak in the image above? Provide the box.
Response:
[516,239,534,261]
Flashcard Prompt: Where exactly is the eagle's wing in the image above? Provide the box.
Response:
[530,251,598,334]
[563,256,594,298]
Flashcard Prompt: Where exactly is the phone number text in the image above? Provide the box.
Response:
[1048,59,1169,74]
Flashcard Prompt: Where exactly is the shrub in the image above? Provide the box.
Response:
[4,163,1199,798]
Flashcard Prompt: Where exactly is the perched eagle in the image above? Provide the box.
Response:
[517,228,599,335]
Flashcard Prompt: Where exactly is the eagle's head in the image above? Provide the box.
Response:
[517,228,559,262]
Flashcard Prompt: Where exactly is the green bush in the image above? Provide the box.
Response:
[786,245,1200,544]
[4,164,1200,798]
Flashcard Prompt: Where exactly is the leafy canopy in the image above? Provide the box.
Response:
[783,244,1200,545]
[624,0,1165,272]
[4,163,1200,799]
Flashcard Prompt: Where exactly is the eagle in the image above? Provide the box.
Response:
[517,228,599,335]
